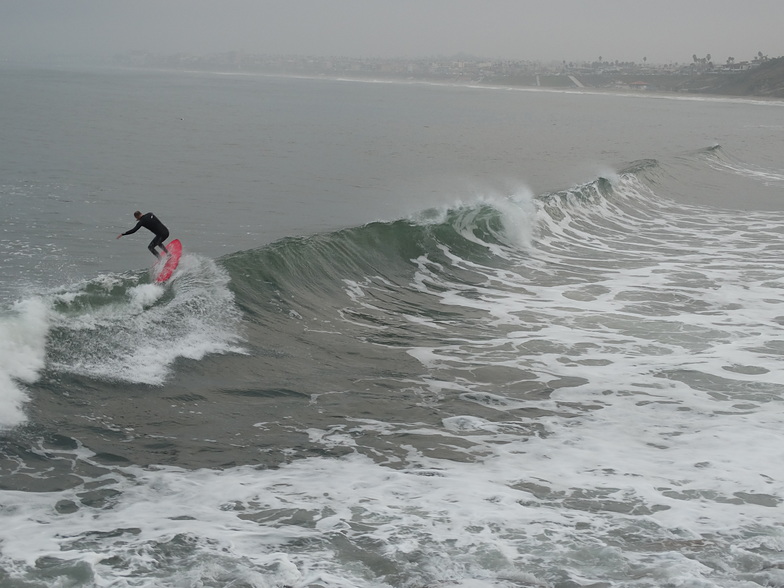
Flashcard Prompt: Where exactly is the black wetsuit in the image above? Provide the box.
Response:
[122,213,170,257]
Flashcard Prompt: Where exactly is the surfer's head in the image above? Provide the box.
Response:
[133,211,142,219]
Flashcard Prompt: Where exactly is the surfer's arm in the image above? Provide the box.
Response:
[119,221,143,237]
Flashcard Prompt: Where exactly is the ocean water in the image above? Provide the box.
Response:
[1,65,784,587]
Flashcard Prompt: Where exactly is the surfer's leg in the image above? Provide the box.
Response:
[148,238,161,258]
[157,231,170,255]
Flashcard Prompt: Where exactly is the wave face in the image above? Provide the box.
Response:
[4,147,784,587]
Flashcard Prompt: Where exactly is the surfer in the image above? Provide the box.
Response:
[117,211,170,258]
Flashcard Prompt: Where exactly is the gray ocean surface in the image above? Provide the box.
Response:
[1,65,784,587]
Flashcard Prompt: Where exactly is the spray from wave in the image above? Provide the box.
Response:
[46,253,245,385]
[0,298,48,428]
[0,253,244,430]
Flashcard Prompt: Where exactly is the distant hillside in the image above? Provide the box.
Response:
[481,58,784,99]
[532,57,784,98]
[674,57,784,98]
[596,57,784,98]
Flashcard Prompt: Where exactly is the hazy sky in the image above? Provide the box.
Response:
[2,0,781,65]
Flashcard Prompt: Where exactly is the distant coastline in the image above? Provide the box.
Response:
[105,52,784,100]
[330,61,784,100]
[225,70,784,107]
[10,51,783,100]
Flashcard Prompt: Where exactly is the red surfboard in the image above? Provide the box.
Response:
[155,239,182,283]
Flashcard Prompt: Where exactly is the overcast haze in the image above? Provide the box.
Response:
[2,0,782,65]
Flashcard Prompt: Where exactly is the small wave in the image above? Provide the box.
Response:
[700,145,784,185]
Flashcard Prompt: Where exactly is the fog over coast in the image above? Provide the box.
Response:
[2,0,782,67]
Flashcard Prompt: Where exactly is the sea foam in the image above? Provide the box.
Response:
[46,253,244,386]
[0,297,49,428]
